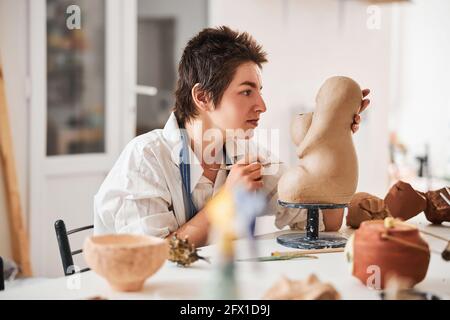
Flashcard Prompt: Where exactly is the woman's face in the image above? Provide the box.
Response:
[208,61,267,138]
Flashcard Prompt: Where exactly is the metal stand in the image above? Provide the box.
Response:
[277,201,348,249]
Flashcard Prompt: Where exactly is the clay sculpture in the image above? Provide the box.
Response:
[84,234,168,292]
[346,219,430,289]
[278,76,362,204]
[384,181,427,221]
[346,192,391,229]
[262,274,340,300]
[423,187,450,224]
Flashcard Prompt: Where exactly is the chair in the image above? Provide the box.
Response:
[54,220,93,276]
[0,256,4,291]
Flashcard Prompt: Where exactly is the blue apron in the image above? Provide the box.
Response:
[179,129,231,221]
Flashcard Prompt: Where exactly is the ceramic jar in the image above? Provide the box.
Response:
[346,220,430,289]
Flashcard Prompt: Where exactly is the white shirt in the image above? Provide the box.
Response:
[191,174,224,211]
[93,113,324,237]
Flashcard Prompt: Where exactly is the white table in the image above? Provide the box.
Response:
[1,215,449,300]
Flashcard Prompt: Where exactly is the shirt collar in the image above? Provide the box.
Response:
[162,112,249,191]
[162,112,183,166]
[188,146,203,193]
[161,113,202,191]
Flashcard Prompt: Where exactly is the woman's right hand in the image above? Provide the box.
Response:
[224,158,263,191]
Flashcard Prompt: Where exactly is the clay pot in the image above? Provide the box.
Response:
[278,76,361,204]
[346,192,391,229]
[84,234,169,292]
[348,220,430,289]
[384,181,427,221]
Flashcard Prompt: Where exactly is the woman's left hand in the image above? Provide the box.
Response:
[352,89,371,133]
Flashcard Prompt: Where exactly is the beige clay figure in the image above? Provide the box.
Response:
[278,76,362,204]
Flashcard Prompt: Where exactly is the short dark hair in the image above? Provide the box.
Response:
[174,26,268,125]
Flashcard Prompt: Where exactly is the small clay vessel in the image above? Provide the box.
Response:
[384,181,427,221]
[346,192,391,229]
[348,220,430,289]
[278,76,361,204]
[84,234,169,292]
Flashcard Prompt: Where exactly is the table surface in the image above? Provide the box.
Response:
[1,215,449,300]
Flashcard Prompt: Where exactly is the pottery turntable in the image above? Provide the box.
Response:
[277,201,348,249]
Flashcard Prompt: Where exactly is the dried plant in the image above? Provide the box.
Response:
[168,233,210,267]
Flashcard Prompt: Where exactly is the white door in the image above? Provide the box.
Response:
[28,0,133,277]
[27,0,207,277]
[129,0,208,138]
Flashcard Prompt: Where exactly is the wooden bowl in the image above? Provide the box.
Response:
[84,234,169,292]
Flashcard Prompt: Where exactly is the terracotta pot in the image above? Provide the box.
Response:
[348,220,430,289]
[278,76,361,204]
[84,234,169,292]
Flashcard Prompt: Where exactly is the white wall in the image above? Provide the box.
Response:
[392,0,450,180]
[0,0,29,260]
[209,0,393,197]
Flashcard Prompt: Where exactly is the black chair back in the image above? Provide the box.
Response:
[0,256,4,291]
[54,220,93,276]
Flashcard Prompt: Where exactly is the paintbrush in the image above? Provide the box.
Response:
[271,247,345,257]
[236,254,318,262]
[211,162,284,171]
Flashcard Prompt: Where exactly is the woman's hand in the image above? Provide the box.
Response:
[351,88,371,133]
[225,158,263,192]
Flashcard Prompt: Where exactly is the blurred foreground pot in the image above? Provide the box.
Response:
[347,220,430,289]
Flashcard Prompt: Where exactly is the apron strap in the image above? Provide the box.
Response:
[179,129,197,221]
[179,128,231,222]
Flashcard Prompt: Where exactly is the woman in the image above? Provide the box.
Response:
[93,26,370,247]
